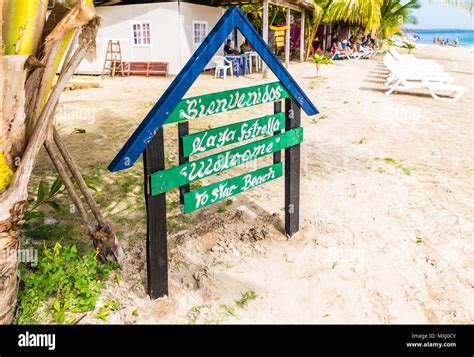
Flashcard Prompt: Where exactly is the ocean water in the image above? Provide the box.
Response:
[412,29,474,47]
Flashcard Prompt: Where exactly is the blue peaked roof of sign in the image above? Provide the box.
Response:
[108,5,318,172]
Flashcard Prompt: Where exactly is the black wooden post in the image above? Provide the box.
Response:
[178,122,190,207]
[273,100,282,164]
[284,98,301,237]
[143,128,168,299]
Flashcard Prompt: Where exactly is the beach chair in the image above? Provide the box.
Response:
[348,50,365,60]
[212,56,233,80]
[331,48,349,60]
[360,46,375,58]
[384,53,445,78]
[384,55,453,85]
[383,57,465,102]
[331,47,362,61]
[389,48,439,67]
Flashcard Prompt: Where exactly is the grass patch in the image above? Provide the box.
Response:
[95,299,121,322]
[22,221,74,242]
[219,304,237,318]
[354,138,367,144]
[375,157,412,175]
[167,220,183,234]
[186,304,211,325]
[185,290,258,324]
[212,260,232,269]
[73,128,86,134]
[311,114,328,125]
[235,290,257,309]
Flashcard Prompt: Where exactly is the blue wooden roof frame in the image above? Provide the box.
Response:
[108,6,318,172]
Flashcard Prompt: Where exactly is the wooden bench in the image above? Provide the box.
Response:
[121,61,169,77]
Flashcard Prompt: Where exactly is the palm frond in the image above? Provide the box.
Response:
[323,0,384,33]
[429,0,473,13]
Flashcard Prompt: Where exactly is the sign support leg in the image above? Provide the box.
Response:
[284,98,301,236]
[143,128,168,299]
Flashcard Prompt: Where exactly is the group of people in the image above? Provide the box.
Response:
[331,31,375,48]
[330,31,375,58]
[433,36,460,46]
[224,39,253,55]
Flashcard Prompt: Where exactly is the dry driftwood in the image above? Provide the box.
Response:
[52,128,125,262]
[44,140,120,263]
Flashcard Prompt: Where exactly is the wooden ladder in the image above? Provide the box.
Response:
[101,40,124,78]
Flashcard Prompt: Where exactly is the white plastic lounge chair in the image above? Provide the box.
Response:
[384,54,449,79]
[389,48,439,67]
[383,57,465,102]
[387,77,465,102]
[332,48,364,61]
[360,46,375,58]
[384,55,453,85]
[348,50,365,60]
[331,49,349,60]
[212,56,233,80]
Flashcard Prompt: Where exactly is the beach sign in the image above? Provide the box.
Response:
[108,6,318,299]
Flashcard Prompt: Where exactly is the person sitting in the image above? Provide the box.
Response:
[224,39,240,55]
[240,40,251,53]
[337,40,359,58]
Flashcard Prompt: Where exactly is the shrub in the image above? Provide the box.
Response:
[18,243,117,324]
[309,54,332,77]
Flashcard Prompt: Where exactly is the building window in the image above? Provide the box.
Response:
[193,21,207,45]
[132,22,151,46]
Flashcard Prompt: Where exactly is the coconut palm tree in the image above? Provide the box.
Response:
[323,0,385,34]
[378,0,421,40]
[0,0,105,324]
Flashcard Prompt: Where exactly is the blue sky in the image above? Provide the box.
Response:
[410,0,473,29]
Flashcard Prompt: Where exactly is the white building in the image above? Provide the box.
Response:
[77,1,225,75]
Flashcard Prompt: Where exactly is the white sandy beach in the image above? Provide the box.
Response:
[38,44,473,324]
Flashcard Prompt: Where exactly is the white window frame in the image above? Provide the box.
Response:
[193,21,208,45]
[131,21,152,47]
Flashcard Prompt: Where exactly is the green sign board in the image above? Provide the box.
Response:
[150,127,303,195]
[182,112,285,156]
[165,82,290,124]
[109,5,318,301]
[183,163,283,213]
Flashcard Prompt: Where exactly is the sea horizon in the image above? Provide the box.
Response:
[404,28,474,46]
[407,28,473,32]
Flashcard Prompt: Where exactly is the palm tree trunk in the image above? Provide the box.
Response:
[0,0,97,324]
[0,54,30,325]
[0,203,23,324]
